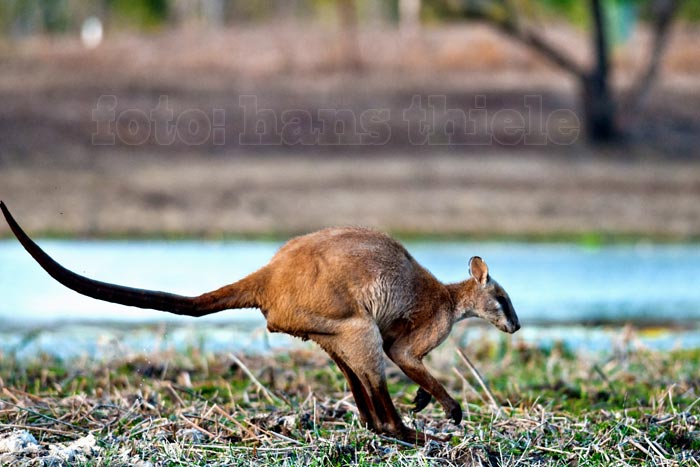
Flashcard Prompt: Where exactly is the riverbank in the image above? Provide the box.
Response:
[2,319,700,361]
[2,152,700,240]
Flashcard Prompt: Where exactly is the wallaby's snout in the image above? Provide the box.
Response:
[495,311,520,334]
[497,296,520,334]
[505,315,521,334]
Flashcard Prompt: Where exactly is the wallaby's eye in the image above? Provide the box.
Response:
[495,296,510,313]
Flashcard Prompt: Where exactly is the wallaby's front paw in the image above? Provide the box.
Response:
[412,387,432,413]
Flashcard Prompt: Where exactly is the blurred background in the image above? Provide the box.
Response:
[0,0,699,357]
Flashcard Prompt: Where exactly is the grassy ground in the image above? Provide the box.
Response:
[0,334,699,466]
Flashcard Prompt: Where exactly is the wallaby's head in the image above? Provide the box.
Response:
[460,256,520,334]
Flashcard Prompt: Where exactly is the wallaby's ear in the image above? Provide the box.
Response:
[469,256,489,286]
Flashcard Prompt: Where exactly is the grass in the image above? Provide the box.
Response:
[0,332,699,466]
[3,229,700,245]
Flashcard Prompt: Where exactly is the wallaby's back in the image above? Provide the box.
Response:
[258,227,441,333]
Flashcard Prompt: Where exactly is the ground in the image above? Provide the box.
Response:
[2,151,700,240]
[0,332,698,466]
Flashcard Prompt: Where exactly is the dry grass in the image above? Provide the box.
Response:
[0,330,699,466]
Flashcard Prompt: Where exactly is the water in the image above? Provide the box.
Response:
[1,239,700,356]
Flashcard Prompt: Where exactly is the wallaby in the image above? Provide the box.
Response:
[0,201,520,443]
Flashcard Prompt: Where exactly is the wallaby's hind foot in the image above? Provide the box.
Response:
[395,425,452,445]
[448,404,463,425]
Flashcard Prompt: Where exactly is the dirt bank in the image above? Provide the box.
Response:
[1,151,699,239]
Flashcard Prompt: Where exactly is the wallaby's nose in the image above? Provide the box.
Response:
[509,321,521,333]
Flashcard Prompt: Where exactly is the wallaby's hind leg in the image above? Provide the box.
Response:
[310,320,403,435]
[386,339,462,425]
[322,348,377,430]
[310,319,446,444]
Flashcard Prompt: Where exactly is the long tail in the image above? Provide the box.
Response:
[1,201,257,317]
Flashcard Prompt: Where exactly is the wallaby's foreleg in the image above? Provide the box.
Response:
[386,342,462,425]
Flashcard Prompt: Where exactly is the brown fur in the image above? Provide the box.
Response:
[1,203,520,444]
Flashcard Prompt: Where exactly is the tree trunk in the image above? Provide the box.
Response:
[581,74,618,143]
[584,0,618,142]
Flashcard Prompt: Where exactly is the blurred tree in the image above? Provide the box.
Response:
[106,0,168,29]
[2,0,70,36]
[400,0,421,31]
[39,0,70,32]
[313,0,363,69]
[337,0,362,69]
[202,0,224,27]
[435,0,682,143]
[679,1,700,21]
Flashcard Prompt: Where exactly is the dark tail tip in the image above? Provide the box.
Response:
[1,201,11,221]
[1,201,18,229]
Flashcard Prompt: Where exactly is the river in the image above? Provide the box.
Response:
[1,239,699,357]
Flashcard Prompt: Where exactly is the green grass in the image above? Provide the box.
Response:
[3,229,700,245]
[0,335,699,466]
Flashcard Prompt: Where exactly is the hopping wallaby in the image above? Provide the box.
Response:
[0,202,520,443]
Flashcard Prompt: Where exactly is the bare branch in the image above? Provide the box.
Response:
[456,348,502,416]
[627,0,681,112]
[461,4,586,79]
[500,21,587,79]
